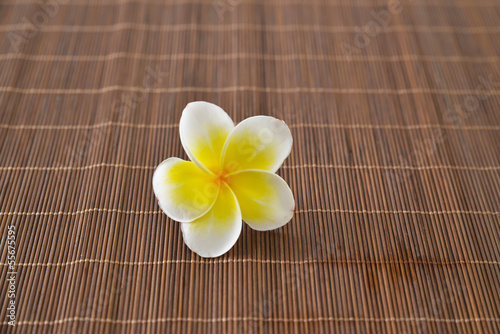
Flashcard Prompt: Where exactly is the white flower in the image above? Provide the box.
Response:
[153,101,294,257]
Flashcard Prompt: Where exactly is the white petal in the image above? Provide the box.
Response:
[221,116,293,173]
[180,101,235,174]
[226,170,295,231]
[152,158,219,223]
[181,182,242,257]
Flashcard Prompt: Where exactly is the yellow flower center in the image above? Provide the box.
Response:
[215,169,231,184]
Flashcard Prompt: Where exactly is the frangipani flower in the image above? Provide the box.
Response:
[153,101,295,257]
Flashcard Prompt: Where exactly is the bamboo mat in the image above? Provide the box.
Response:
[1,0,500,333]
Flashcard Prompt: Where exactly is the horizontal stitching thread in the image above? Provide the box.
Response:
[4,0,498,6]
[7,316,500,326]
[1,123,499,130]
[1,209,498,216]
[1,164,499,171]
[0,53,499,63]
[0,86,498,95]
[1,23,500,34]
[2,258,499,268]
[5,0,498,6]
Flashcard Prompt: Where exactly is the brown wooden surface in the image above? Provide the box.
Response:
[1,0,500,333]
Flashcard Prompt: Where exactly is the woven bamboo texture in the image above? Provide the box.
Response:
[1,0,500,333]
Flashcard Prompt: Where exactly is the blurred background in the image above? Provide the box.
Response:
[1,0,499,333]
